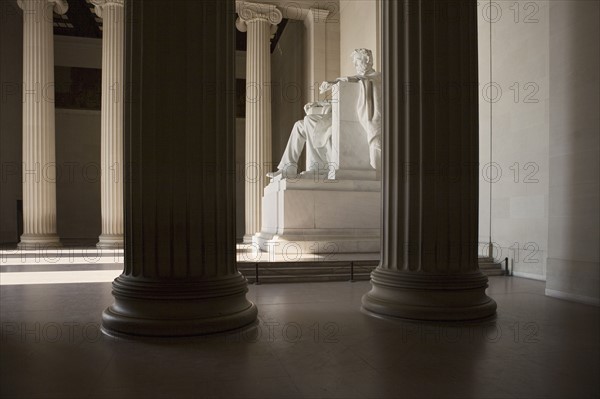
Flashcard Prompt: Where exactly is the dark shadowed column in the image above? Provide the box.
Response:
[101,0,257,337]
[362,0,497,321]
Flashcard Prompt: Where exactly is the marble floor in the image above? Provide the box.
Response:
[0,247,379,285]
[1,276,599,398]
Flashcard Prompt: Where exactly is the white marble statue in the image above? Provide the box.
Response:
[267,48,382,178]
[325,48,382,171]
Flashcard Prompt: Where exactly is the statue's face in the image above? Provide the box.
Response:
[353,55,372,75]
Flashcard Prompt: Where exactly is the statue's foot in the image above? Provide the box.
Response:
[266,170,282,179]
[282,166,298,178]
[267,166,298,179]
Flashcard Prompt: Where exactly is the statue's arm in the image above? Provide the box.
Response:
[319,75,363,93]
[304,100,332,115]
[336,75,361,82]
[304,102,319,113]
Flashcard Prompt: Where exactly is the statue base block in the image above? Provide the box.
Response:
[253,173,381,255]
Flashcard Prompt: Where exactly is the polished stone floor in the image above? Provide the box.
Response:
[1,277,598,398]
[0,247,379,285]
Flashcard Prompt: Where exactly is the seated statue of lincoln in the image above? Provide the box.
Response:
[267,48,382,179]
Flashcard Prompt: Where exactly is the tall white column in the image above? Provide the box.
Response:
[92,0,124,249]
[101,0,257,337]
[236,1,282,243]
[304,8,330,103]
[17,0,68,249]
[362,0,497,321]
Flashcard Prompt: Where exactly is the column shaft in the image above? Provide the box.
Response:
[362,0,496,321]
[304,8,330,103]
[94,0,125,249]
[101,0,257,337]
[236,2,282,243]
[245,19,271,242]
[17,0,68,248]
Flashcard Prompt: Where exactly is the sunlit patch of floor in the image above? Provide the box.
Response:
[0,248,124,266]
[0,269,121,285]
[0,246,380,286]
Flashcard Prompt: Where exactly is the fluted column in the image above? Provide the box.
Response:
[236,1,282,243]
[101,0,257,337]
[362,0,497,321]
[17,0,68,249]
[304,8,330,103]
[92,0,124,249]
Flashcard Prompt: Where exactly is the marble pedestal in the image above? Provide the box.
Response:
[253,174,381,255]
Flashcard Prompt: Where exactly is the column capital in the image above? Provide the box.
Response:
[235,1,282,32]
[306,7,330,23]
[91,0,124,18]
[17,0,68,15]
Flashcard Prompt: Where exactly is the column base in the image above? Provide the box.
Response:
[362,268,497,321]
[97,234,124,249]
[242,234,255,244]
[18,234,61,249]
[101,272,258,337]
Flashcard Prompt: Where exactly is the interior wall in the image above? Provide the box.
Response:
[478,3,491,250]
[478,1,550,280]
[325,10,341,88]
[546,0,600,306]
[55,109,101,244]
[235,116,245,243]
[55,35,102,69]
[0,1,23,245]
[235,51,246,242]
[339,0,380,77]
[55,36,102,245]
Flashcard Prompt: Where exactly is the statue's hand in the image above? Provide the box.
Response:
[319,81,333,94]
[338,76,361,83]
[304,102,322,114]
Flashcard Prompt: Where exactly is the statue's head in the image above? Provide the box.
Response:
[351,49,374,75]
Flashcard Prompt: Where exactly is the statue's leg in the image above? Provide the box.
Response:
[304,116,330,172]
[277,120,307,173]
[369,135,382,170]
[306,140,330,172]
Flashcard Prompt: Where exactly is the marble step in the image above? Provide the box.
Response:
[239,257,507,283]
[243,273,372,284]
[478,256,507,276]
[237,262,377,284]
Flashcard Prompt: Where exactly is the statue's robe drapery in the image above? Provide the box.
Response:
[277,104,332,172]
[356,71,383,170]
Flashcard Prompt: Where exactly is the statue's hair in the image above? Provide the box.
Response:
[351,48,373,63]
